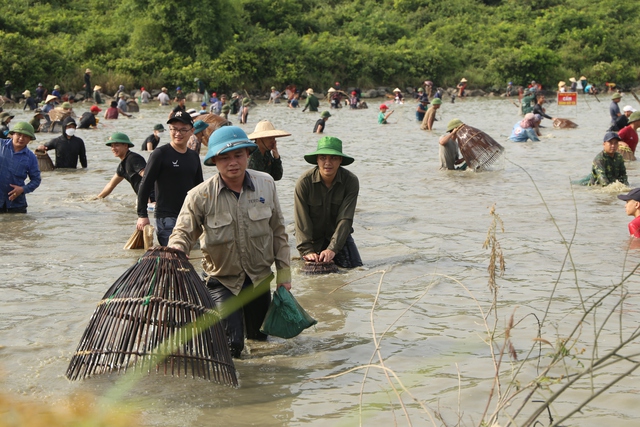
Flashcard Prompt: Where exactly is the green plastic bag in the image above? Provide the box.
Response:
[260,287,317,339]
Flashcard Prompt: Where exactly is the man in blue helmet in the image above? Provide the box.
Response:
[168,126,291,358]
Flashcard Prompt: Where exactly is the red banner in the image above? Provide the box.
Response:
[558,92,577,106]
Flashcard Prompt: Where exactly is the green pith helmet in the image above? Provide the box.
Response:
[628,111,640,124]
[10,122,36,140]
[611,93,622,100]
[447,118,464,132]
[105,132,133,147]
[431,98,442,105]
[304,136,354,166]
[221,104,231,113]
[321,111,331,118]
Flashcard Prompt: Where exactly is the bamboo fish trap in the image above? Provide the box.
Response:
[197,113,231,146]
[553,118,578,128]
[455,124,505,171]
[66,247,237,386]
[34,148,54,171]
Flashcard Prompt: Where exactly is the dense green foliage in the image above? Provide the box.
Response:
[2,0,639,94]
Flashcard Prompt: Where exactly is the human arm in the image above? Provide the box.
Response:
[426,110,436,130]
[78,141,87,168]
[136,149,162,221]
[293,174,317,257]
[326,171,359,254]
[269,181,292,289]
[97,173,125,198]
[439,127,460,146]
[118,108,131,118]
[167,190,204,256]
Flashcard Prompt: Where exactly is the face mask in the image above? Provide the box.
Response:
[65,128,76,136]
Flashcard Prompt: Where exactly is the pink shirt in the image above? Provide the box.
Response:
[618,126,638,153]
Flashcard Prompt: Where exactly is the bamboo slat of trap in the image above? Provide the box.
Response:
[123,229,144,250]
[455,124,505,171]
[197,113,231,146]
[66,247,237,386]
[301,261,339,275]
[48,108,72,123]
[34,149,54,171]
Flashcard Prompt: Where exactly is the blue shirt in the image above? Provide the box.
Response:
[0,139,41,209]
[509,123,540,142]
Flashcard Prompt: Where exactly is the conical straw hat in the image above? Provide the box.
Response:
[247,120,291,140]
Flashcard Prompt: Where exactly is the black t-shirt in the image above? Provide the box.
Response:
[44,134,87,168]
[142,134,160,151]
[313,119,325,133]
[171,105,186,117]
[610,115,629,132]
[117,151,147,193]
[137,143,203,219]
[78,112,97,129]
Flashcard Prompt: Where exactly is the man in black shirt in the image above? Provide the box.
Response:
[78,105,102,129]
[610,105,635,132]
[38,117,87,169]
[97,132,147,198]
[141,124,165,151]
[169,97,187,119]
[83,68,92,100]
[136,111,203,245]
[313,111,331,133]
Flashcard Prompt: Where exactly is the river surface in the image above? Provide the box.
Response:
[2,95,640,426]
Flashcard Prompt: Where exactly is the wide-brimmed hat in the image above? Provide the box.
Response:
[628,111,640,124]
[558,81,566,87]
[22,90,31,97]
[460,78,467,83]
[431,98,442,105]
[248,120,291,140]
[85,68,92,73]
[569,77,577,83]
[393,88,401,92]
[204,126,257,166]
[161,87,168,92]
[321,111,331,118]
[10,122,36,140]
[90,105,102,113]
[580,76,587,80]
[221,104,231,113]
[106,132,133,147]
[153,124,165,132]
[306,88,314,95]
[118,92,125,98]
[0,112,15,123]
[271,86,276,90]
[193,120,209,135]
[44,94,58,103]
[327,88,336,93]
[242,97,251,106]
[447,118,464,132]
[304,136,354,166]
[611,93,622,100]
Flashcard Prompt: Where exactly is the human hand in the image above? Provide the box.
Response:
[303,253,320,262]
[277,282,292,291]
[136,217,150,231]
[318,249,335,263]
[8,185,23,201]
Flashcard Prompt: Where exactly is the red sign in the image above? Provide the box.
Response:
[558,92,577,106]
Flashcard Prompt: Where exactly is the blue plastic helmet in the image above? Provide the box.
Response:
[204,126,257,166]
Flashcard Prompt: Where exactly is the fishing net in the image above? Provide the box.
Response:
[34,149,54,171]
[300,261,338,275]
[618,142,636,161]
[197,113,231,146]
[455,124,505,171]
[66,247,237,386]
[553,118,578,129]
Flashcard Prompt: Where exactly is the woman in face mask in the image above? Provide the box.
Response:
[37,117,88,169]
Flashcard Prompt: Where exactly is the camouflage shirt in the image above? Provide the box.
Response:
[589,151,628,186]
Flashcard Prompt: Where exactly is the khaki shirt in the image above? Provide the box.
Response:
[168,170,291,295]
[294,166,359,256]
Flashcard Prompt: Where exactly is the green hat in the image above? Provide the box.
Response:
[153,124,165,132]
[431,98,442,105]
[221,104,231,113]
[304,136,354,166]
[417,87,424,92]
[446,118,464,132]
[611,93,622,100]
[106,132,133,147]
[271,86,276,90]
[10,122,36,140]
[242,97,251,106]
[61,102,72,109]
[54,84,60,90]
[194,120,209,134]
[629,111,640,124]
[321,111,331,118]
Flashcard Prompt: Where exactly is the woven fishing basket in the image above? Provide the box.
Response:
[455,124,505,171]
